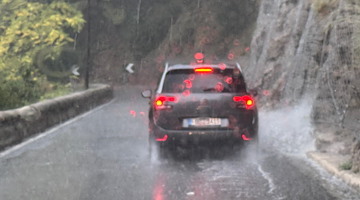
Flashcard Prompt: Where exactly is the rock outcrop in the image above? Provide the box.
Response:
[247,0,360,172]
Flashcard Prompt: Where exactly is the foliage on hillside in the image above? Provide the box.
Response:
[80,0,259,83]
[0,0,84,110]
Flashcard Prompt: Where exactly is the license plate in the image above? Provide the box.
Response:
[189,118,221,127]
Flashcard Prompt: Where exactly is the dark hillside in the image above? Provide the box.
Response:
[75,0,259,84]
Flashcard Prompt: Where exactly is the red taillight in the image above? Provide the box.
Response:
[155,100,163,106]
[195,67,213,73]
[233,95,255,109]
[154,96,177,110]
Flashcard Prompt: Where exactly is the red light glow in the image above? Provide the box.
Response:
[154,96,177,109]
[155,100,163,106]
[182,89,191,96]
[227,53,235,60]
[184,79,192,88]
[246,100,253,106]
[130,110,136,117]
[219,63,227,70]
[189,74,195,80]
[215,82,224,92]
[167,96,176,102]
[242,134,252,141]
[225,77,233,84]
[233,95,255,109]
[195,67,213,73]
[194,52,205,60]
[156,135,168,142]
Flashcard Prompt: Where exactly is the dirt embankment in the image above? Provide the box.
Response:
[247,0,360,173]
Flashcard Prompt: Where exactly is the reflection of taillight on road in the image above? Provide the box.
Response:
[233,95,255,110]
[154,96,177,110]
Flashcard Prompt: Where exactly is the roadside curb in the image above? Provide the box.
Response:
[307,151,360,191]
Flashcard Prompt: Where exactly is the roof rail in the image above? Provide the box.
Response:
[157,62,169,93]
[164,62,169,72]
[236,63,243,73]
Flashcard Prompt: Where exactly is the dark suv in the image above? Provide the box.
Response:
[142,59,258,154]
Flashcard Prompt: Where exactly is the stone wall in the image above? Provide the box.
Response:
[0,84,113,151]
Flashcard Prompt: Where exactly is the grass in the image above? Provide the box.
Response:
[40,83,72,101]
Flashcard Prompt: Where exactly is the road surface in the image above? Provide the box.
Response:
[0,85,358,200]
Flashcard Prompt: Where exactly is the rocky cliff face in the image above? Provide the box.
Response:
[247,0,360,172]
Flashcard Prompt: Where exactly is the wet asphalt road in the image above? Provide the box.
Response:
[0,85,359,200]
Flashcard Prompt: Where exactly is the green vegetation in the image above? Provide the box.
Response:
[339,161,352,171]
[0,0,84,110]
[134,1,183,59]
[39,82,72,101]
[102,2,126,25]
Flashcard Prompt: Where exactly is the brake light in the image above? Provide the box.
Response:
[154,96,177,110]
[195,67,213,73]
[233,95,255,109]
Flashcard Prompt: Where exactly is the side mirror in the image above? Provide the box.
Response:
[141,90,152,98]
[249,88,258,97]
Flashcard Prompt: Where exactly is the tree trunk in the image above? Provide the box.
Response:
[137,0,142,25]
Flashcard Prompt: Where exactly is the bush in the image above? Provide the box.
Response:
[0,0,84,110]
[0,78,42,110]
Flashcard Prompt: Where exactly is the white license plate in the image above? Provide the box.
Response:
[189,118,221,127]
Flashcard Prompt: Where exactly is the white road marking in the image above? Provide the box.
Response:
[257,164,277,194]
[0,99,115,158]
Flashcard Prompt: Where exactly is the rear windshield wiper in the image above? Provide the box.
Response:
[203,88,217,92]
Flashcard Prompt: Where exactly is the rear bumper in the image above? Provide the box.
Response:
[150,123,256,145]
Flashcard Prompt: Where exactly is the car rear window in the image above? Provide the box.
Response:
[162,68,247,93]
